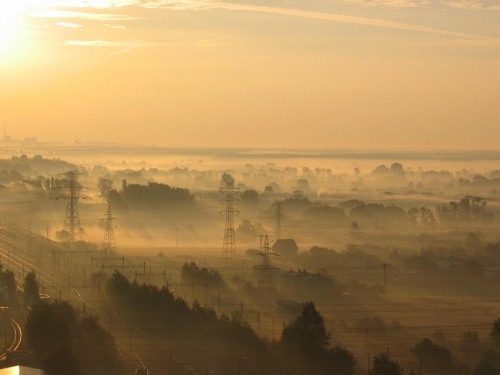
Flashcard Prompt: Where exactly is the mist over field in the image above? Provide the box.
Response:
[0,144,500,374]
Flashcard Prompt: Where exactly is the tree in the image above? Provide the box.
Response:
[474,349,500,375]
[240,189,259,205]
[329,345,357,375]
[0,267,16,305]
[474,361,499,375]
[491,318,500,346]
[282,301,330,357]
[237,220,257,237]
[25,301,81,375]
[369,353,404,375]
[413,338,451,372]
[23,271,39,306]
[390,163,405,175]
[56,229,70,243]
[460,330,481,351]
[220,173,234,186]
[106,270,131,301]
[97,178,113,202]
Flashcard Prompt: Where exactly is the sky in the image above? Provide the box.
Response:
[0,0,499,149]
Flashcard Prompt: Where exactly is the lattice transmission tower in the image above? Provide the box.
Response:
[220,178,240,258]
[54,171,89,243]
[101,204,117,253]
[258,235,279,288]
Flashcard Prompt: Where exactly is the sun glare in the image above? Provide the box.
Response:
[0,2,30,55]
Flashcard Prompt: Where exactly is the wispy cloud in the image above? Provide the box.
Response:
[31,10,135,21]
[446,0,500,10]
[140,0,212,10]
[339,0,500,9]
[26,0,499,41]
[55,22,84,28]
[206,1,492,39]
[65,40,145,47]
[35,0,141,9]
[105,23,128,30]
[339,0,428,8]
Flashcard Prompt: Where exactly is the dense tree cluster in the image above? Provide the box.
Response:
[412,338,452,372]
[436,196,494,224]
[106,272,357,375]
[25,300,124,375]
[108,180,194,208]
[181,262,227,289]
[23,270,40,306]
[282,302,357,375]
[0,265,16,306]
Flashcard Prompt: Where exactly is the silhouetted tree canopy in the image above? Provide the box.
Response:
[282,301,330,357]
[237,219,257,237]
[23,270,39,306]
[25,300,124,375]
[412,338,452,371]
[436,196,494,224]
[181,262,227,289]
[0,266,16,305]
[240,189,259,205]
[108,180,194,208]
[369,353,404,375]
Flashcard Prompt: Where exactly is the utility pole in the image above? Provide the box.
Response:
[275,202,283,240]
[220,178,239,258]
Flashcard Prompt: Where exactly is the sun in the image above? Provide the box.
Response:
[0,2,28,55]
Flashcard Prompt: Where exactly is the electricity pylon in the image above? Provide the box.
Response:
[258,235,279,289]
[53,171,89,243]
[101,204,117,253]
[220,178,240,258]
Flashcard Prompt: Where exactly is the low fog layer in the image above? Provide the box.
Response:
[0,146,499,375]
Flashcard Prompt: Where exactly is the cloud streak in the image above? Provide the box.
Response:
[55,22,84,28]
[206,1,493,39]
[31,9,135,21]
[65,40,145,47]
[26,0,498,40]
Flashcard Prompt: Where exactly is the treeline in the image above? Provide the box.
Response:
[368,318,500,375]
[0,155,76,184]
[277,195,495,230]
[107,180,195,208]
[105,271,358,375]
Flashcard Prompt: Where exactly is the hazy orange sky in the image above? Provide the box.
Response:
[0,0,499,149]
